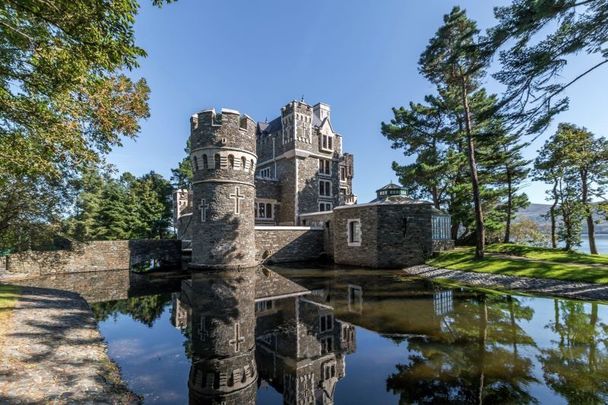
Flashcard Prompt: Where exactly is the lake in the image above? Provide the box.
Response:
[31,266,604,404]
[580,234,608,254]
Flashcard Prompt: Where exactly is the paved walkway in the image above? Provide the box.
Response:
[0,286,138,404]
[404,265,608,301]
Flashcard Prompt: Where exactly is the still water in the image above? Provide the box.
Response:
[17,267,608,404]
[580,234,608,254]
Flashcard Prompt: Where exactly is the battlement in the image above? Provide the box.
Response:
[280,100,313,116]
[190,108,256,132]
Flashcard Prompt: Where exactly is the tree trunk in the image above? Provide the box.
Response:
[581,171,598,254]
[550,181,558,249]
[590,303,598,371]
[461,79,485,259]
[477,295,488,405]
[504,168,513,244]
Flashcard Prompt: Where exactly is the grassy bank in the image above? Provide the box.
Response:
[427,245,608,284]
[0,284,21,346]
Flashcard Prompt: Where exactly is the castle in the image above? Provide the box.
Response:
[174,100,356,235]
[174,100,454,269]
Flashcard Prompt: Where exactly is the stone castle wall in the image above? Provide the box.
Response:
[333,205,379,268]
[255,226,324,264]
[4,240,181,277]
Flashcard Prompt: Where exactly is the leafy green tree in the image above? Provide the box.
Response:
[488,0,608,134]
[64,168,173,241]
[534,123,608,252]
[130,172,173,239]
[553,124,608,254]
[0,0,173,250]
[171,139,193,189]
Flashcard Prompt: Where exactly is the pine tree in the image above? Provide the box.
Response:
[488,0,608,134]
[419,7,492,258]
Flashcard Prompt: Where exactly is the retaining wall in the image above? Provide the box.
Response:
[255,226,324,264]
[5,240,181,277]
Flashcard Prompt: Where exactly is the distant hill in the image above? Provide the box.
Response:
[516,203,608,234]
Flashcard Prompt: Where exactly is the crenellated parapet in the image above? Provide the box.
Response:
[189,107,258,269]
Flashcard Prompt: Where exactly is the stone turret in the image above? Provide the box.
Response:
[187,270,257,404]
[189,108,257,269]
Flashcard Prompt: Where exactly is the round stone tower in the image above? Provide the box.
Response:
[189,108,257,269]
[187,269,258,404]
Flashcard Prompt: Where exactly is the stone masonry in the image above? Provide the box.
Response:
[189,108,258,269]
[2,240,181,277]
[255,227,324,264]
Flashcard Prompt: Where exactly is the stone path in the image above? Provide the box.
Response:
[0,286,138,404]
[404,265,608,301]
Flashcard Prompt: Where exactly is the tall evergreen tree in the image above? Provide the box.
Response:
[483,125,531,243]
[419,7,492,258]
[171,140,193,189]
[488,0,608,134]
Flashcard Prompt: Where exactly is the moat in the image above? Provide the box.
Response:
[12,266,608,404]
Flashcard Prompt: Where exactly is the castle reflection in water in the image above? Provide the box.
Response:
[171,267,356,405]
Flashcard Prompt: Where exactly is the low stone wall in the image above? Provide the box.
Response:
[433,239,455,252]
[5,239,181,277]
[255,226,324,264]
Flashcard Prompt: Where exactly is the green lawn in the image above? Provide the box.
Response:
[0,284,20,309]
[427,245,608,284]
[0,284,21,344]
[487,243,608,266]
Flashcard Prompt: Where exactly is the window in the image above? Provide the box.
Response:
[322,362,337,381]
[321,336,333,355]
[319,159,331,175]
[319,180,332,197]
[255,201,274,219]
[241,156,246,170]
[321,134,333,151]
[255,300,273,312]
[202,154,208,169]
[320,314,334,332]
[214,154,221,169]
[228,154,235,169]
[340,167,346,181]
[432,216,451,240]
[250,159,255,173]
[258,167,272,179]
[319,202,332,212]
[193,155,199,171]
[348,219,362,246]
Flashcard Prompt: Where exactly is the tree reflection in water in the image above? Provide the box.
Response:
[540,300,608,404]
[92,294,172,327]
[386,293,539,404]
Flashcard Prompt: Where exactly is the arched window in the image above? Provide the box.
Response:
[193,155,199,171]
[250,159,255,173]
[241,156,247,171]
[215,154,221,169]
[202,154,208,169]
[228,154,235,169]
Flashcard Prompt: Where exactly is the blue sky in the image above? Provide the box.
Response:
[108,0,608,204]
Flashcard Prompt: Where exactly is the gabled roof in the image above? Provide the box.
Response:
[257,116,282,135]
